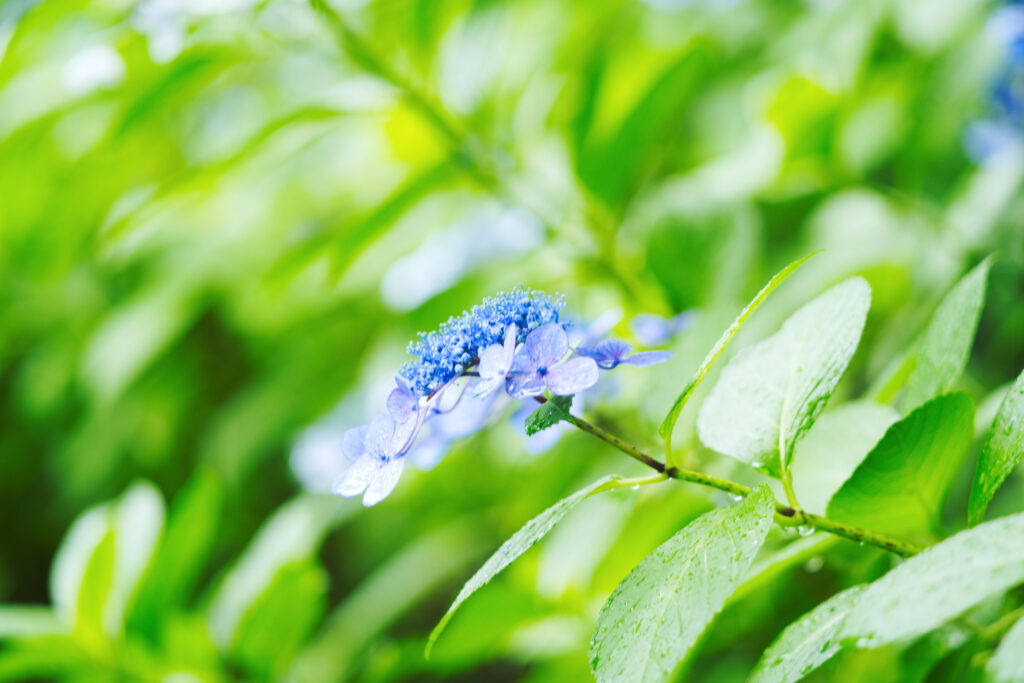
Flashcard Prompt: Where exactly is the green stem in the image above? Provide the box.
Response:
[550,402,923,558]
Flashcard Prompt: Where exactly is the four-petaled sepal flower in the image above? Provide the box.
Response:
[334,413,408,506]
[578,339,673,370]
[506,322,599,398]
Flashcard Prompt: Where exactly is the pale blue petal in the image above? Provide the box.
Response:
[332,454,378,497]
[478,342,512,379]
[621,350,674,367]
[525,322,569,366]
[363,457,405,506]
[510,348,538,374]
[341,424,368,461]
[365,413,396,458]
[544,357,599,395]
[506,372,546,398]
[470,376,503,398]
[386,381,418,423]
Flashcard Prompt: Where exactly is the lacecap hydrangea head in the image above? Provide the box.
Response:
[398,287,566,397]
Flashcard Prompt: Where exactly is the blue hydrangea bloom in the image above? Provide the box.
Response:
[506,323,599,398]
[399,287,565,397]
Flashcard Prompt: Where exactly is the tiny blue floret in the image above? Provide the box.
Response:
[399,287,565,396]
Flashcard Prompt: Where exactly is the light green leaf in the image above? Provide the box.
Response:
[827,393,974,542]
[0,607,62,639]
[899,258,991,413]
[698,277,871,476]
[753,510,1024,682]
[969,367,1024,526]
[525,395,573,435]
[987,614,1024,683]
[589,484,775,683]
[427,475,617,656]
[50,506,111,629]
[659,252,817,444]
[751,585,868,683]
[786,401,899,515]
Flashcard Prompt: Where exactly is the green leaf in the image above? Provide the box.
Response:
[588,484,775,683]
[232,560,328,680]
[785,401,899,515]
[969,367,1024,526]
[987,614,1024,683]
[827,393,975,542]
[128,468,223,639]
[659,252,817,444]
[697,277,871,476]
[753,510,1024,682]
[0,606,62,639]
[899,258,991,413]
[525,395,573,436]
[750,585,869,683]
[427,475,617,656]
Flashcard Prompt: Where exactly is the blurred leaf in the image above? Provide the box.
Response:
[0,635,94,682]
[106,482,165,637]
[754,510,1024,681]
[294,522,483,681]
[525,395,572,436]
[128,468,224,640]
[987,614,1024,683]
[969,367,1024,526]
[827,393,974,542]
[0,606,61,638]
[427,475,617,656]
[74,528,115,646]
[899,258,991,413]
[207,494,352,648]
[588,485,775,683]
[659,252,816,446]
[232,560,328,680]
[698,277,870,477]
[49,505,111,634]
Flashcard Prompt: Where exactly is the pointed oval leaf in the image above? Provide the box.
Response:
[987,614,1024,683]
[899,257,991,412]
[753,510,1024,682]
[426,475,618,656]
[658,253,817,443]
[969,366,1024,526]
[698,277,871,476]
[827,393,975,542]
[589,485,775,683]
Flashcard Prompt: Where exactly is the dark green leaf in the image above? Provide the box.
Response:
[525,395,573,436]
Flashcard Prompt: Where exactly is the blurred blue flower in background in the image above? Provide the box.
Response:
[630,311,698,346]
[578,339,674,370]
[967,2,1024,162]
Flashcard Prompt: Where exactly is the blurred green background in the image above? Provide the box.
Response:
[2,0,1024,680]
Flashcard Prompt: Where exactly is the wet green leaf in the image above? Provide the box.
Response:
[969,366,1024,526]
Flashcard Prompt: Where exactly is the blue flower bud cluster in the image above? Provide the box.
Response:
[398,287,566,397]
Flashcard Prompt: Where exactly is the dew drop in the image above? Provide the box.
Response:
[630,484,640,491]
[728,493,743,502]
[855,637,871,648]
[804,556,824,573]
[797,525,816,537]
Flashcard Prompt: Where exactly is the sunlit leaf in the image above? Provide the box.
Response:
[659,253,817,444]
[754,510,1024,681]
[698,277,870,476]
[827,393,974,542]
[0,606,62,639]
[898,258,991,412]
[987,614,1024,683]
[427,475,618,656]
[969,366,1024,526]
[589,485,775,683]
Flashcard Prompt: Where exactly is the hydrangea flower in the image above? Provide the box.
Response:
[329,288,672,506]
[506,323,599,398]
[399,287,564,396]
[472,323,517,397]
[967,3,1024,163]
[334,413,410,506]
[578,339,673,369]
